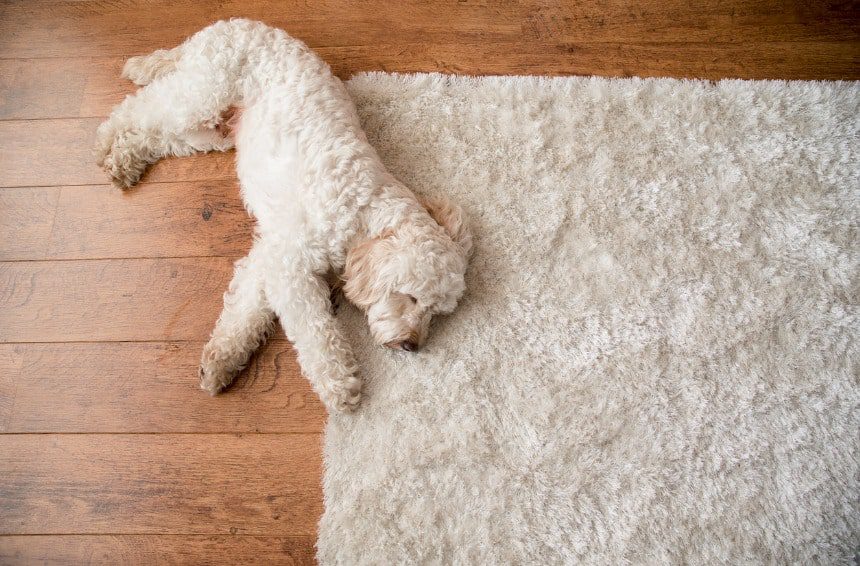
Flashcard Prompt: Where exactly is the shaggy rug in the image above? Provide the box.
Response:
[319,74,859,564]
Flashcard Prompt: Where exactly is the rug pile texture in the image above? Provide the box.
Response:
[319,74,859,564]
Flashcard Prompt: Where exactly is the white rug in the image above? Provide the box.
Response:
[319,74,859,564]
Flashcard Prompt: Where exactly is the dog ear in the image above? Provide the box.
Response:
[419,197,473,257]
[343,231,393,308]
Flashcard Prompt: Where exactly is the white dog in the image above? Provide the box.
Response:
[95,19,472,412]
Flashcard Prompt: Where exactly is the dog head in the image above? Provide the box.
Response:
[343,197,472,351]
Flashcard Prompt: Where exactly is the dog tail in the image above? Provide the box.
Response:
[122,47,182,86]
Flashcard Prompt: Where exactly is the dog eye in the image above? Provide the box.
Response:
[407,295,418,304]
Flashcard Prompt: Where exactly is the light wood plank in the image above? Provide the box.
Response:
[0,257,233,342]
[0,434,323,535]
[0,187,58,261]
[0,535,316,566]
[0,341,324,433]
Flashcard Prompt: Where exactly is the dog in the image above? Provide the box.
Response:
[95,19,472,412]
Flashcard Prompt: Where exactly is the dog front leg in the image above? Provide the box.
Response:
[95,63,236,189]
[200,244,275,394]
[264,264,362,413]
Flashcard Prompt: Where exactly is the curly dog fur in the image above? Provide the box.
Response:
[95,19,472,412]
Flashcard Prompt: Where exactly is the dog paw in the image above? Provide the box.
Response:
[101,142,147,190]
[94,125,148,189]
[320,374,363,413]
[199,356,238,396]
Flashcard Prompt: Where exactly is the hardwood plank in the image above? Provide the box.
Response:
[0,187,58,261]
[0,0,856,59]
[0,119,235,188]
[325,40,860,80]
[0,118,105,187]
[2,39,860,121]
[47,181,251,260]
[0,0,520,58]
[1,182,248,261]
[0,257,234,342]
[519,0,860,44]
[0,348,19,432]
[78,56,136,118]
[0,341,324,434]
[0,434,323,535]
[0,535,316,566]
[0,169,256,260]
[0,58,91,119]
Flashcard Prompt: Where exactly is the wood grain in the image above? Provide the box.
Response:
[0,0,856,59]
[0,341,322,434]
[0,119,236,188]
[0,535,316,566]
[518,0,859,43]
[1,182,249,261]
[322,40,860,80]
[0,187,59,261]
[0,434,323,535]
[0,0,518,58]
[0,58,94,119]
[0,257,234,342]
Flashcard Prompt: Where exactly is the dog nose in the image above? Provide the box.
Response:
[400,340,417,352]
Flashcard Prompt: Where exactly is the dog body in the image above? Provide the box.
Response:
[96,20,471,411]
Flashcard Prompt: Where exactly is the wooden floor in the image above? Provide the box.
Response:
[0,1,857,564]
